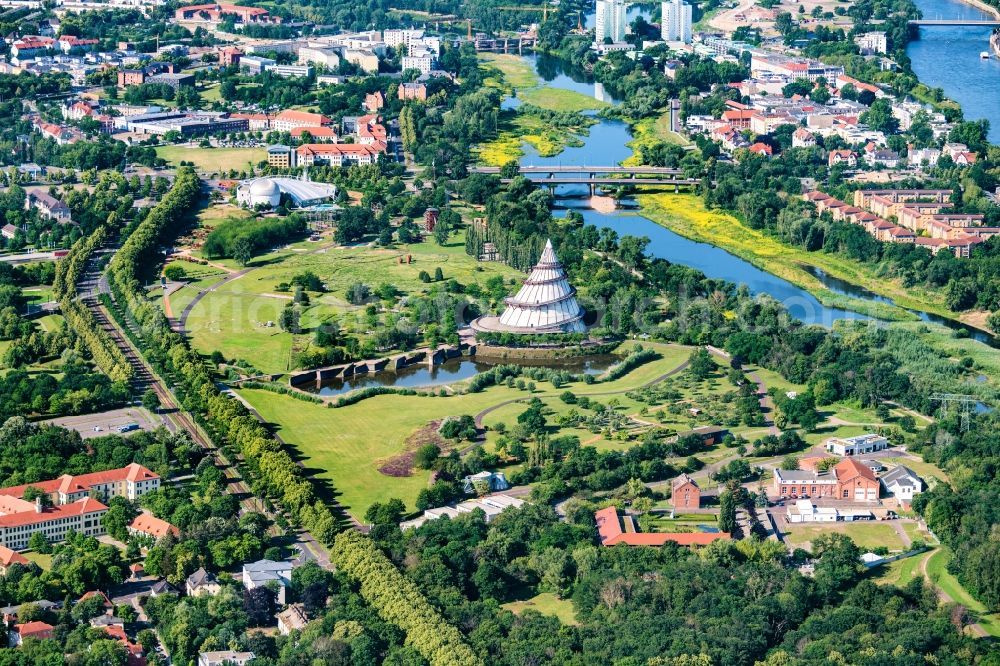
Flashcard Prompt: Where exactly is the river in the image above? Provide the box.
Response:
[509,51,999,342]
[907,0,1000,143]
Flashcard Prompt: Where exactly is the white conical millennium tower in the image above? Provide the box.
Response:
[472,240,586,335]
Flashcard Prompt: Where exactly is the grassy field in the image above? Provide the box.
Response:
[197,204,252,228]
[200,84,222,103]
[155,146,267,172]
[234,342,893,516]
[185,232,521,374]
[503,592,578,625]
[625,111,692,166]
[23,551,52,570]
[519,87,609,113]
[480,53,539,90]
[926,548,1000,637]
[636,192,951,322]
[869,549,931,587]
[783,522,907,552]
[235,342,696,515]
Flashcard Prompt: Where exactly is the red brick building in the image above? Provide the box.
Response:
[773,458,880,501]
[670,473,700,510]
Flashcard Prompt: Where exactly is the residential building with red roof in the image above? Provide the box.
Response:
[9,621,54,646]
[595,507,729,547]
[828,149,857,167]
[0,463,160,506]
[296,143,386,167]
[271,110,330,133]
[0,497,108,550]
[748,142,773,157]
[0,546,29,574]
[670,474,700,510]
[773,458,880,501]
[128,513,179,539]
[57,35,99,53]
[10,37,55,59]
[174,3,280,24]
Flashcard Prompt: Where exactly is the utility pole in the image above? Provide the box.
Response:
[930,392,981,432]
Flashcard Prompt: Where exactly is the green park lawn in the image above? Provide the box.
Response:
[783,522,907,553]
[926,548,1000,637]
[198,205,252,228]
[869,549,930,588]
[503,592,579,625]
[480,53,538,90]
[185,233,521,374]
[235,342,699,516]
[518,87,609,113]
[22,551,53,570]
[155,146,267,173]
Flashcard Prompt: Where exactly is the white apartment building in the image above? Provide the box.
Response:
[0,497,108,550]
[595,0,628,43]
[661,0,692,43]
[401,55,433,74]
[854,32,887,54]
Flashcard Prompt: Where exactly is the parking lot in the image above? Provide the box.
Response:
[44,406,160,439]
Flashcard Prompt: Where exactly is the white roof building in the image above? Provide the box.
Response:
[472,240,586,335]
[242,560,292,605]
[236,175,338,209]
[881,465,923,501]
[400,494,526,530]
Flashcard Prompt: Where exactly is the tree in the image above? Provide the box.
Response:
[414,444,440,469]
[718,491,737,535]
[232,236,253,266]
[364,498,406,525]
[812,532,862,599]
[244,586,276,626]
[142,388,161,414]
[279,303,301,333]
[688,347,715,380]
[164,265,186,281]
[859,99,899,134]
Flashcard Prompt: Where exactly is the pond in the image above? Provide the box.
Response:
[302,354,620,397]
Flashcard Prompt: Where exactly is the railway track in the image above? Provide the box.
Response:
[78,267,329,563]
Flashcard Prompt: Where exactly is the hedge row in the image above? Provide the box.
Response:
[332,531,483,666]
[53,225,133,383]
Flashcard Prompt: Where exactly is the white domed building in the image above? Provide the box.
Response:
[242,178,281,208]
[236,172,339,210]
[472,239,586,335]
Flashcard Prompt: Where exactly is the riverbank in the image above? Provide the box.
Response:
[634,191,967,322]
[956,0,1000,19]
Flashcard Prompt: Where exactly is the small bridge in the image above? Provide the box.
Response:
[499,176,702,194]
[908,19,1000,25]
[474,165,685,176]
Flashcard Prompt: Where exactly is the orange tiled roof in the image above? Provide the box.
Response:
[129,513,179,538]
[0,546,29,568]
[595,506,730,547]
